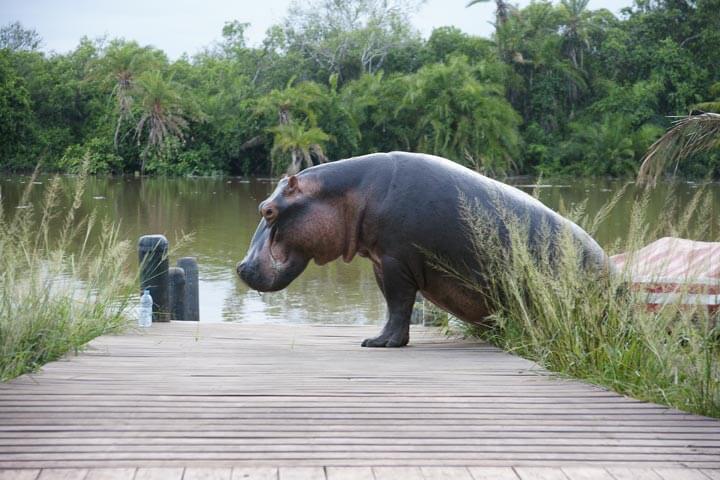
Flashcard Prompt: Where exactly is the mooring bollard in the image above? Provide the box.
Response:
[177,257,199,321]
[168,267,186,321]
[138,235,170,322]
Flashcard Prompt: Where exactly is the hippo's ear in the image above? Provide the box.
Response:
[286,175,299,194]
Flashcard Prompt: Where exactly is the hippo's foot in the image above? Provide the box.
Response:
[361,332,409,348]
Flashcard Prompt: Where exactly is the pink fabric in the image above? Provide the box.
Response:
[611,237,720,280]
[610,237,720,309]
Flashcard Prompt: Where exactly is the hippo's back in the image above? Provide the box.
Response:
[378,151,608,273]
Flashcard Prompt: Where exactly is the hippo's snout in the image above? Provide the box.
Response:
[237,259,260,289]
[237,257,282,292]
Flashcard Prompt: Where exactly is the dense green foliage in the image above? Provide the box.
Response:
[0,0,718,177]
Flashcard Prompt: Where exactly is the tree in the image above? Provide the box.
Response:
[89,40,165,148]
[552,114,660,176]
[282,0,422,81]
[401,56,522,175]
[269,121,330,174]
[466,0,512,26]
[559,0,590,71]
[133,71,199,173]
[256,79,334,174]
[0,22,41,52]
[0,50,34,168]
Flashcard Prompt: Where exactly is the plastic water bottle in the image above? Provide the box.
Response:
[139,289,153,327]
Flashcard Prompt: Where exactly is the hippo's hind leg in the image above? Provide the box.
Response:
[362,256,417,348]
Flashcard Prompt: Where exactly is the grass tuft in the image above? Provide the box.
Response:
[430,186,720,418]
[0,166,135,381]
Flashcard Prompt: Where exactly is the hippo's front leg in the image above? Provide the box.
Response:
[362,256,417,348]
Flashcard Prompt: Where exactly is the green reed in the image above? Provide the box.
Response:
[0,167,134,381]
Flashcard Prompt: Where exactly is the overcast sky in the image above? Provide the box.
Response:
[1,0,634,59]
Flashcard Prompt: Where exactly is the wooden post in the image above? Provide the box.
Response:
[138,235,170,322]
[177,257,199,321]
[168,267,186,321]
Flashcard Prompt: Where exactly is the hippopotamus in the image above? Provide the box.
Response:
[237,152,609,347]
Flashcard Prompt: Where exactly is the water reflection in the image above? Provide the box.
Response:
[1,174,717,324]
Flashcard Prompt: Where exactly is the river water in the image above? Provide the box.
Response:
[1,174,717,324]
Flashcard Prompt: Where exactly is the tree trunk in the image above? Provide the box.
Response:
[288,148,301,174]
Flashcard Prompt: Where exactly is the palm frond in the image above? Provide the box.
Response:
[466,0,491,6]
[637,112,720,186]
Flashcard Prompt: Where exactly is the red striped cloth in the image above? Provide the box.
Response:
[610,237,720,312]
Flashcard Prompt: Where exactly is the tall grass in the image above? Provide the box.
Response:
[0,168,135,381]
[429,185,720,418]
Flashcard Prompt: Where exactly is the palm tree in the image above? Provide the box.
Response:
[90,41,162,148]
[269,121,330,174]
[637,112,720,185]
[466,0,511,26]
[466,0,514,61]
[133,71,193,174]
[255,80,331,174]
[256,79,325,128]
[557,0,592,110]
[559,0,590,70]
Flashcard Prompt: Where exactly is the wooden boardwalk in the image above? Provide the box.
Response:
[0,322,719,479]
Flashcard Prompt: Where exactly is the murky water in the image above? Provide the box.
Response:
[1,174,718,324]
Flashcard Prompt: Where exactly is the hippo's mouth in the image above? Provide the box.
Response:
[239,217,311,292]
[267,224,288,274]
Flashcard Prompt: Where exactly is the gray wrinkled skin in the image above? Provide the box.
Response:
[238,152,610,347]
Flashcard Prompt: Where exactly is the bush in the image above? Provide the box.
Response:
[59,137,124,174]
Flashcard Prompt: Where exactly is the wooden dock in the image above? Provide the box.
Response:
[0,322,719,479]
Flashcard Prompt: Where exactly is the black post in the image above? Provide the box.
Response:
[168,267,186,321]
[138,235,170,322]
[177,257,199,321]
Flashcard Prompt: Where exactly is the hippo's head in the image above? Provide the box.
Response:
[237,174,348,292]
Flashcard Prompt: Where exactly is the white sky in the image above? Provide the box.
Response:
[1,0,634,59]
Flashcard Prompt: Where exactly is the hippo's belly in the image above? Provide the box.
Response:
[420,276,491,326]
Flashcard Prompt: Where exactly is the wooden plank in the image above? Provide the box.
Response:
[559,467,614,480]
[514,468,569,480]
[325,467,373,480]
[653,469,712,480]
[183,468,232,480]
[230,468,278,480]
[0,471,40,480]
[421,467,473,480]
[36,471,87,480]
[605,468,662,480]
[468,467,519,480]
[84,469,136,480]
[134,468,184,480]
[0,323,719,472]
[372,467,424,480]
[278,468,325,480]
[701,471,720,480]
